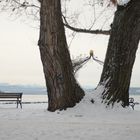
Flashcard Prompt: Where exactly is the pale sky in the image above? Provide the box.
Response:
[0,10,140,88]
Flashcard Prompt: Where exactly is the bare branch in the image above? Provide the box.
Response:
[64,22,111,35]
[72,56,91,74]
[12,0,40,9]
[2,0,111,35]
[72,50,104,74]
[62,14,110,35]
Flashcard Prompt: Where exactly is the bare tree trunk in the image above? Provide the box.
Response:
[38,0,84,111]
[99,0,140,107]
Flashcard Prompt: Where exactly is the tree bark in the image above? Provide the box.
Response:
[38,0,84,111]
[99,0,140,107]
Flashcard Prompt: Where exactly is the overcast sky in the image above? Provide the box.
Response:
[0,8,140,88]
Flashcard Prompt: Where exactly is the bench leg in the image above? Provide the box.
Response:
[132,105,134,110]
[19,101,22,109]
[17,101,19,108]
[16,100,22,109]
[130,104,135,110]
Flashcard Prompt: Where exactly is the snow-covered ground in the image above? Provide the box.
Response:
[0,93,140,140]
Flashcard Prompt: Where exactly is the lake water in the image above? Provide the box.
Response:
[22,94,48,102]
[22,94,140,102]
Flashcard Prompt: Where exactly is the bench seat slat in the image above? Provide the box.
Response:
[0,96,21,98]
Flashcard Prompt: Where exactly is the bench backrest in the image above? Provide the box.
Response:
[0,93,22,99]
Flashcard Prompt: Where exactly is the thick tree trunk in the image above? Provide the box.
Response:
[99,0,140,107]
[38,0,84,111]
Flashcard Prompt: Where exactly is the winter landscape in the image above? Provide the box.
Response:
[0,0,140,140]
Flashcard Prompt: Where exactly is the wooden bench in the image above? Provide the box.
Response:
[0,92,22,108]
[129,97,139,110]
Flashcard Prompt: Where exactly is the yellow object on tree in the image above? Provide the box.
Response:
[89,50,94,57]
